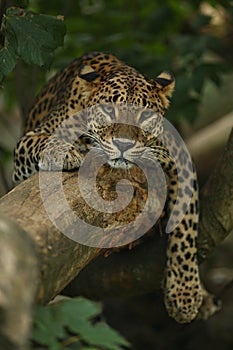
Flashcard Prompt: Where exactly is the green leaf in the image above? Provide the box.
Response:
[31,298,130,350]
[78,322,130,350]
[192,67,205,94]
[31,306,67,349]
[192,63,224,92]
[0,45,17,81]
[59,298,130,349]
[59,297,101,324]
[5,7,66,68]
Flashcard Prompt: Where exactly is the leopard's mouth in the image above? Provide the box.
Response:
[107,157,134,170]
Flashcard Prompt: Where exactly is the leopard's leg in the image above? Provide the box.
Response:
[12,109,89,183]
[151,147,203,323]
[13,131,84,183]
[165,170,203,323]
[13,112,87,183]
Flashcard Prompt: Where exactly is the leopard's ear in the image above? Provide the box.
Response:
[78,64,100,82]
[155,71,175,108]
[155,71,175,95]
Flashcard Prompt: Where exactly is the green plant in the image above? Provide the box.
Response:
[1,0,232,120]
[32,297,130,350]
[0,6,66,81]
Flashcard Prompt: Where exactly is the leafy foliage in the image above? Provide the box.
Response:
[35,0,231,122]
[31,297,130,350]
[0,1,232,122]
[0,7,66,81]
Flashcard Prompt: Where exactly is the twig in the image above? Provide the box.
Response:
[186,111,233,163]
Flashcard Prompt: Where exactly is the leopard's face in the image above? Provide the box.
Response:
[85,103,163,170]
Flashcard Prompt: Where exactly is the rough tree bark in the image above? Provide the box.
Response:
[0,129,232,349]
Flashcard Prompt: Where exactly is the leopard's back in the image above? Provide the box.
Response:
[25,52,136,131]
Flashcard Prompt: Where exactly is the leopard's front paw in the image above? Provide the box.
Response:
[164,265,203,323]
[164,285,203,323]
[39,139,83,171]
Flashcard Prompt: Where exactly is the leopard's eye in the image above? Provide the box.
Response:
[101,104,116,120]
[139,110,155,123]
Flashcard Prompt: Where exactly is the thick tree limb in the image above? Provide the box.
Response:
[0,173,102,305]
[0,173,103,348]
[198,127,233,260]
[0,215,38,350]
[0,162,162,347]
[0,162,164,301]
[64,232,166,300]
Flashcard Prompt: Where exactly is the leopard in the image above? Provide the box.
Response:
[13,51,216,323]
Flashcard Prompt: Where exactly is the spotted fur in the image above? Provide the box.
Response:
[13,52,204,323]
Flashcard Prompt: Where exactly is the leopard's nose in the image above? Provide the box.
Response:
[112,138,136,153]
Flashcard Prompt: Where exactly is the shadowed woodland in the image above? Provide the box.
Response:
[0,1,232,349]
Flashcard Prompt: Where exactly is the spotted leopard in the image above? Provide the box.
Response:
[13,51,212,323]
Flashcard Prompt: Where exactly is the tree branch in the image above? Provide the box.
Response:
[198,127,233,260]
[186,112,233,184]
[0,162,163,346]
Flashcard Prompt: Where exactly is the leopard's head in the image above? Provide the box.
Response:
[80,68,175,169]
